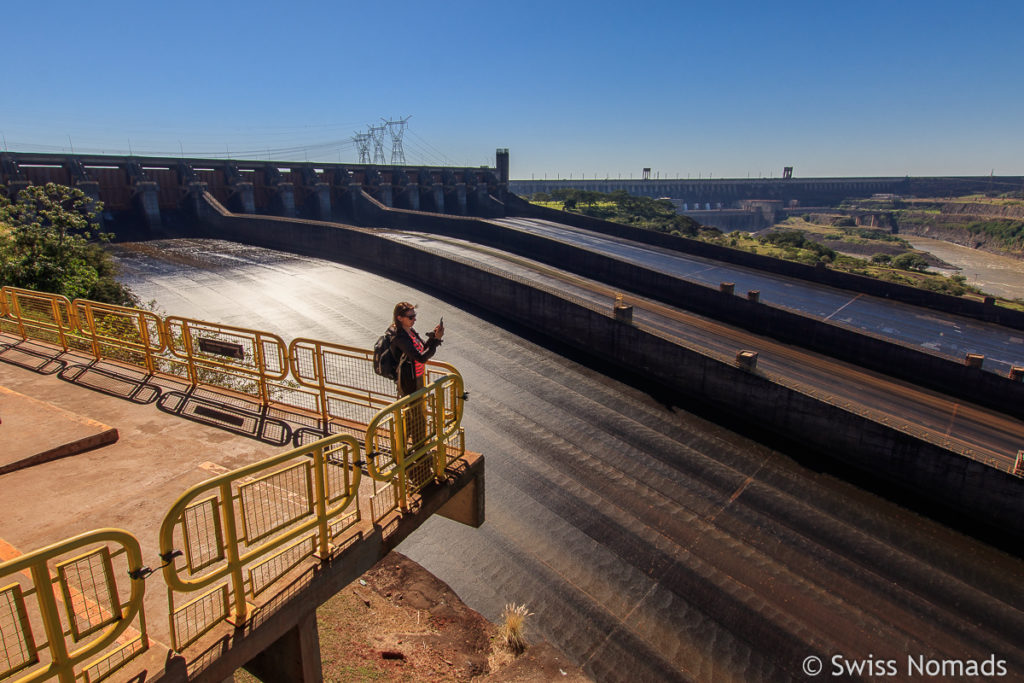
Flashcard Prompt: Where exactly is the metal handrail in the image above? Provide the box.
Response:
[364,374,466,510]
[72,299,166,375]
[0,529,147,683]
[288,336,460,428]
[158,434,361,633]
[0,288,76,351]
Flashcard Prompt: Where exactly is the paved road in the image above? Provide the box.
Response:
[110,239,1024,682]
[492,218,1024,375]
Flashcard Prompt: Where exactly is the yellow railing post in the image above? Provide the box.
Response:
[253,332,270,407]
[179,322,200,386]
[433,385,446,480]
[9,288,27,340]
[49,296,68,351]
[30,563,75,683]
[218,480,248,625]
[313,443,332,558]
[81,300,102,362]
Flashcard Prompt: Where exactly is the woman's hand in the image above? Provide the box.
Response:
[432,322,444,340]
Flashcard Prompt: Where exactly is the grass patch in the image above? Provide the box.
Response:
[498,603,532,655]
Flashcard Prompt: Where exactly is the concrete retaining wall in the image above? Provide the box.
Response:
[501,193,1024,331]
[325,193,1024,420]
[195,199,1024,540]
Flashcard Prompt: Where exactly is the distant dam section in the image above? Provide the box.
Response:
[510,175,1024,230]
[509,175,1024,206]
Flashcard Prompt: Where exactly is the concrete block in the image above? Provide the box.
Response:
[736,350,758,371]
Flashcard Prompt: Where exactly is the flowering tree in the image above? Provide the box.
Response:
[0,182,137,305]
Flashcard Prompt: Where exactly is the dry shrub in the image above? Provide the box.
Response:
[498,602,532,655]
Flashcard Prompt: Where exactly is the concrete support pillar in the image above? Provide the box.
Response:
[379,182,393,208]
[183,182,211,220]
[75,180,101,203]
[455,182,467,215]
[432,183,445,213]
[349,182,363,222]
[76,181,104,226]
[234,182,256,214]
[134,181,162,229]
[243,611,322,683]
[274,183,296,218]
[313,182,331,219]
[403,182,420,210]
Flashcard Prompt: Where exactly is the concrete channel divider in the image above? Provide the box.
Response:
[193,196,1024,541]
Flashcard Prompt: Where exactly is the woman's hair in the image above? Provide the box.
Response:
[392,301,416,328]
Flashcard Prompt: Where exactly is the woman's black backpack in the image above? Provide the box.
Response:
[372,328,399,380]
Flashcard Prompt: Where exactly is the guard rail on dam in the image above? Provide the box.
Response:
[0,286,483,683]
[183,192,1024,542]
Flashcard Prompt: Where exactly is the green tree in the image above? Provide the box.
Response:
[0,182,137,305]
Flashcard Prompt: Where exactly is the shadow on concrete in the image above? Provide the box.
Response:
[157,388,293,447]
[0,340,66,374]
[60,362,162,404]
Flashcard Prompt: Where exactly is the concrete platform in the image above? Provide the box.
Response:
[0,384,119,474]
[0,339,484,683]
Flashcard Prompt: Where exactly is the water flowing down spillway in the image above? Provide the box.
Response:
[110,239,1024,682]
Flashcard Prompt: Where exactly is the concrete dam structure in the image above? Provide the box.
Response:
[3,150,1024,680]
[0,150,510,234]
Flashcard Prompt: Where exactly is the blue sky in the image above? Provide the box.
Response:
[3,1,1021,179]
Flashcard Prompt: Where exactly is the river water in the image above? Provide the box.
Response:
[907,237,1024,300]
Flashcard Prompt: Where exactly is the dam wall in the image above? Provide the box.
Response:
[501,192,1024,331]
[192,197,1024,540]
[325,192,1024,420]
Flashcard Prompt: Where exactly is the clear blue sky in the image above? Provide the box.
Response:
[3,0,1021,179]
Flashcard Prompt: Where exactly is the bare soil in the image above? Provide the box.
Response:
[235,552,590,682]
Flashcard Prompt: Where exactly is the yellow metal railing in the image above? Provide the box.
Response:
[365,374,467,514]
[0,289,76,352]
[1,285,474,675]
[0,286,459,443]
[157,434,362,651]
[0,529,148,683]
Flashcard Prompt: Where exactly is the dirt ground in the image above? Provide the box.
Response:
[235,552,590,682]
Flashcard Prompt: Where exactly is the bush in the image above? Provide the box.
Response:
[891,252,930,271]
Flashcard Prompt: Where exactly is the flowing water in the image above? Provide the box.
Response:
[108,239,1024,682]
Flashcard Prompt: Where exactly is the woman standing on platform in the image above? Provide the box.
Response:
[389,301,444,446]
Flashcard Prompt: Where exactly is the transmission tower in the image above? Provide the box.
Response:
[354,132,371,164]
[368,124,387,165]
[383,116,411,165]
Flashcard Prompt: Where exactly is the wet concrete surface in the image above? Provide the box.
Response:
[106,239,1024,682]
